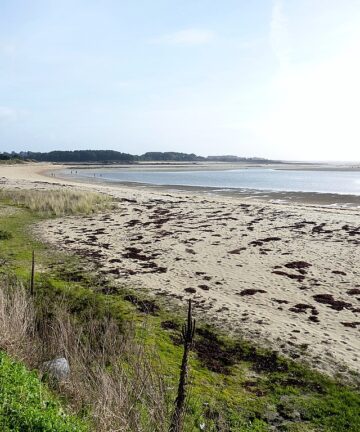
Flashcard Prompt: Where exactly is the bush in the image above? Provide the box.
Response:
[0,230,12,240]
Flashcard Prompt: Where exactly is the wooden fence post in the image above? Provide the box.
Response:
[169,299,196,432]
[30,250,35,296]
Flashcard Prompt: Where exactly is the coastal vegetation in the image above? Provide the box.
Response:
[0,150,278,164]
[0,156,26,164]
[0,351,87,431]
[0,188,113,217]
[0,188,359,431]
[0,276,169,431]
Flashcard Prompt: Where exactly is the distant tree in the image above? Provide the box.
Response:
[0,152,19,160]
[23,150,205,163]
[27,150,136,163]
[140,152,203,162]
[4,149,277,164]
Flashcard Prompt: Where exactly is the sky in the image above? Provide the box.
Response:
[1,0,360,161]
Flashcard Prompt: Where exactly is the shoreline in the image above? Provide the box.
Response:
[1,162,359,207]
[49,160,360,172]
[53,166,360,208]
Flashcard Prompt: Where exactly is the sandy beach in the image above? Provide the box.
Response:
[1,163,359,376]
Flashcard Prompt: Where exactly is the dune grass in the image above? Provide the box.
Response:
[0,158,26,165]
[0,188,114,216]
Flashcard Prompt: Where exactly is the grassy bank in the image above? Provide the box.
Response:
[0,352,87,431]
[0,189,359,431]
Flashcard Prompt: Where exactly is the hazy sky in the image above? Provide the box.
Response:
[1,0,360,161]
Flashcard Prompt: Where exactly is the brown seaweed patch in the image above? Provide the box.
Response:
[184,287,197,294]
[341,322,360,328]
[109,258,121,263]
[125,219,141,227]
[272,298,289,304]
[289,304,312,313]
[250,237,281,247]
[313,294,352,311]
[272,271,305,282]
[347,289,360,295]
[284,261,312,270]
[122,247,153,261]
[228,247,246,254]
[289,304,319,317]
[238,289,267,296]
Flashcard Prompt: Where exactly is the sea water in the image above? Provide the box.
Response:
[63,168,360,195]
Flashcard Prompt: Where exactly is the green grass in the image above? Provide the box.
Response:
[0,204,45,278]
[0,352,88,432]
[0,198,359,431]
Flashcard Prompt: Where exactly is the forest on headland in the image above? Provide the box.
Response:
[0,150,279,164]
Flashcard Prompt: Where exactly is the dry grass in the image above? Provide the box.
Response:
[0,277,170,431]
[0,188,114,216]
[0,275,37,361]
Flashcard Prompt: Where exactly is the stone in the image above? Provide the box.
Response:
[42,357,70,381]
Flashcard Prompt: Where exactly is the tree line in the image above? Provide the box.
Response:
[0,150,278,164]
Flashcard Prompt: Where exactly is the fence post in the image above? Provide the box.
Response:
[169,299,196,432]
[30,250,35,296]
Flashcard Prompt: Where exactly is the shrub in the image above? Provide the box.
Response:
[0,230,12,240]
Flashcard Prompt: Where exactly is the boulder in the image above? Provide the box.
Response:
[42,357,70,381]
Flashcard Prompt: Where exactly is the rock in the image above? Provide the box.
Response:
[42,357,70,381]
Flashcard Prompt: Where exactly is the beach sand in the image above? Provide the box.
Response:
[1,163,359,376]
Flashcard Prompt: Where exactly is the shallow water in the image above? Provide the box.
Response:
[63,168,360,195]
